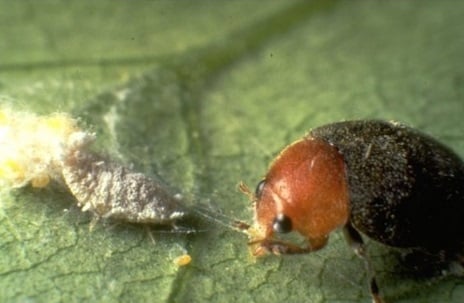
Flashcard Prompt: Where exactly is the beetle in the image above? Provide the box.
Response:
[243,120,464,303]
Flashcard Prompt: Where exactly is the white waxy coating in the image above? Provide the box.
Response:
[61,142,186,224]
[0,107,186,225]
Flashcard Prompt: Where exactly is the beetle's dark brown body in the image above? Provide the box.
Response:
[312,120,464,255]
[246,120,464,303]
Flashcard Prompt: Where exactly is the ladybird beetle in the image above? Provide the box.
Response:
[244,120,464,303]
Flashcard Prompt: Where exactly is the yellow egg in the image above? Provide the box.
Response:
[173,254,192,266]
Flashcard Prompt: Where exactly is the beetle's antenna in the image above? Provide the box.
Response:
[190,204,250,235]
[238,181,256,205]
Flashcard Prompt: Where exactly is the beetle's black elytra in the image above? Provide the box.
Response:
[246,120,464,303]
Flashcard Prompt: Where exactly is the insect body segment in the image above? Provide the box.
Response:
[312,120,464,253]
[252,137,350,253]
[62,149,185,224]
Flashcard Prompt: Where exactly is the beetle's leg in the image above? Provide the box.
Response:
[251,239,312,255]
[232,220,251,231]
[250,236,328,256]
[270,242,311,255]
[343,222,385,303]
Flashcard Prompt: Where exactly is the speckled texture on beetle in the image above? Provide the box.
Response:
[244,120,464,303]
[312,120,464,254]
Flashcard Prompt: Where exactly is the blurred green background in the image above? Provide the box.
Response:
[1,1,463,302]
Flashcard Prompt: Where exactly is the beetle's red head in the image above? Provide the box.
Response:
[251,137,350,253]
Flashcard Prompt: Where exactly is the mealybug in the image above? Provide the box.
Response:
[61,140,186,225]
[0,108,186,227]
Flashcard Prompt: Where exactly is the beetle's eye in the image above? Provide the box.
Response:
[272,213,292,233]
[255,180,266,199]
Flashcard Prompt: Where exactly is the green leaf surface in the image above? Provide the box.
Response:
[1,1,464,302]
